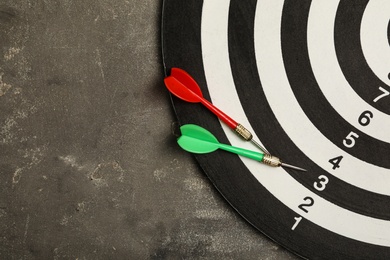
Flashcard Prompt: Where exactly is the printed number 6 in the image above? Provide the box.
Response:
[343,131,359,148]
[314,175,329,191]
[358,111,373,127]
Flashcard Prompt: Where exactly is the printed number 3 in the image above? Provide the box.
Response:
[314,175,329,191]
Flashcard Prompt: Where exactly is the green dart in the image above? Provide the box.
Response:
[177,124,306,172]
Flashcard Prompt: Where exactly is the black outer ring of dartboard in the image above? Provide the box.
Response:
[161,0,390,259]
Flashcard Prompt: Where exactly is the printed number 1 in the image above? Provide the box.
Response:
[292,216,302,230]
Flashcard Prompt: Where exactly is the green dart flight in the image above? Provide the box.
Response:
[177,124,306,171]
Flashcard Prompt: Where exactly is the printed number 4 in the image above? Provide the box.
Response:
[329,155,343,170]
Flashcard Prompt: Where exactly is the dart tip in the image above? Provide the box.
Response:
[281,163,307,172]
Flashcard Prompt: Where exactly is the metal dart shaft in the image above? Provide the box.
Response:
[262,154,307,172]
[250,138,269,155]
[235,124,307,171]
[234,124,269,154]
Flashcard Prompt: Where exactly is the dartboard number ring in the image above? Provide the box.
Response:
[291,175,330,231]
[329,109,375,170]
[292,197,315,231]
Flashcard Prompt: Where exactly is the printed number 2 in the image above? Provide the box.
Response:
[298,197,314,213]
[292,197,315,231]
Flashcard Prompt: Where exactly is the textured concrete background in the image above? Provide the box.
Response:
[0,1,298,259]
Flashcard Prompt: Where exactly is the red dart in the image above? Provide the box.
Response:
[164,67,269,154]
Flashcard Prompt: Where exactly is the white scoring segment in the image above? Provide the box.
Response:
[201,0,390,246]
[308,0,390,144]
[361,0,390,86]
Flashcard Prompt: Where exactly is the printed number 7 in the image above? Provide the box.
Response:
[373,86,389,103]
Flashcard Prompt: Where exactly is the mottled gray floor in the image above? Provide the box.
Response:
[0,1,299,259]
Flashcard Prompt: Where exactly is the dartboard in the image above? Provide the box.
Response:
[161,0,390,259]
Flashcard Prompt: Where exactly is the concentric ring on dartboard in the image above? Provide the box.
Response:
[360,0,390,87]
[204,0,390,250]
[280,1,390,171]
[282,0,390,170]
[256,0,390,197]
[308,0,390,144]
[335,0,390,115]
[230,0,390,218]
[162,0,390,258]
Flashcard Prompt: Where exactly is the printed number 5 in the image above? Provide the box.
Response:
[343,131,359,148]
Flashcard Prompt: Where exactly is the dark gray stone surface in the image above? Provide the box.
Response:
[0,1,298,259]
